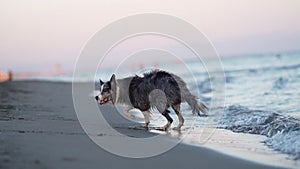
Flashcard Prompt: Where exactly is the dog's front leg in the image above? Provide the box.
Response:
[124,106,135,119]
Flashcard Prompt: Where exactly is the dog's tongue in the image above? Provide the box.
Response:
[100,98,108,105]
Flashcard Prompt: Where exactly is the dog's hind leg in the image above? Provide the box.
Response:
[141,111,151,128]
[161,109,173,131]
[172,104,184,131]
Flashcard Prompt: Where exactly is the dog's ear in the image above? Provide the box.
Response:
[110,74,117,104]
[100,79,104,86]
[110,74,116,90]
[110,74,115,83]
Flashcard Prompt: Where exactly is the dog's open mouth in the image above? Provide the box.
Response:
[99,97,112,105]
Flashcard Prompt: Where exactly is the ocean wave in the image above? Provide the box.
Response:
[198,75,234,94]
[198,78,212,94]
[224,63,300,75]
[273,77,289,90]
[219,105,300,160]
[265,131,300,160]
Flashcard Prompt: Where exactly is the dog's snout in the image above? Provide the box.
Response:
[95,96,99,100]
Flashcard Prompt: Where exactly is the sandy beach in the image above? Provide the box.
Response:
[0,81,287,169]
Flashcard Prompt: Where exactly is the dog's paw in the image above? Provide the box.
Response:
[173,123,183,131]
[141,122,149,128]
[173,126,181,131]
[160,122,171,131]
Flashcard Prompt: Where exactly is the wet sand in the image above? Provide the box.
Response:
[0,81,286,169]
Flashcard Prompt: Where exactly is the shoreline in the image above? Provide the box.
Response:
[0,81,290,169]
[127,106,298,168]
[179,128,298,168]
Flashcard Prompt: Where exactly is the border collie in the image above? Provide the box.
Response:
[95,70,208,131]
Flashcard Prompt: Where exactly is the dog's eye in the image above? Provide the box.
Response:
[101,87,110,93]
[103,87,110,90]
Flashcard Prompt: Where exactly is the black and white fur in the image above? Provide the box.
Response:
[95,70,208,131]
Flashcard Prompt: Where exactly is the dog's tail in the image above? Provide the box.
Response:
[170,73,208,116]
[182,90,208,116]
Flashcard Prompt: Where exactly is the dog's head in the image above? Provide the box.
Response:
[95,74,117,105]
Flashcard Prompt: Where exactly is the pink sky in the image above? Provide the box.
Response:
[1,0,300,72]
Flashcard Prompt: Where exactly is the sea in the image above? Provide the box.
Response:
[34,51,300,166]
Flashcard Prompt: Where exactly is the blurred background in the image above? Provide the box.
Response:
[0,0,300,81]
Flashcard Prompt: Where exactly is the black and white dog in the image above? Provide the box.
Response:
[95,70,208,131]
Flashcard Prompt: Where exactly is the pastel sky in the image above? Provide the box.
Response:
[1,0,300,72]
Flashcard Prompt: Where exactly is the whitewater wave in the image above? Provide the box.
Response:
[219,105,300,160]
